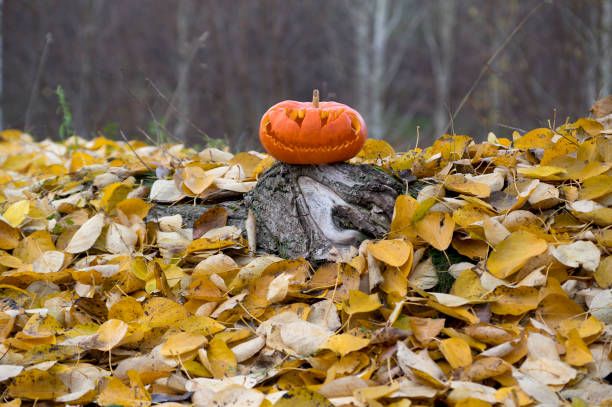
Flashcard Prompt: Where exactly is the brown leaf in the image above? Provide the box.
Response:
[193,206,228,239]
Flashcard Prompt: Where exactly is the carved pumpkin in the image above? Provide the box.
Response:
[259,90,367,164]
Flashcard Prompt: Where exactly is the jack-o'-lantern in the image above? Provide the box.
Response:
[259,90,367,164]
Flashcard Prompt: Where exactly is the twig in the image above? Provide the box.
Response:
[119,129,154,172]
[443,2,545,134]
[496,123,526,133]
[25,33,53,132]
[137,127,183,163]
[146,77,212,143]
[161,32,209,126]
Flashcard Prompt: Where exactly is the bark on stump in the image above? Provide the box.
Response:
[148,162,404,261]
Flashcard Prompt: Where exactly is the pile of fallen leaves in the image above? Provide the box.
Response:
[0,111,610,406]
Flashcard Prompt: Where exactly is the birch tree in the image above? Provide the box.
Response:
[166,0,207,142]
[351,0,421,139]
[600,0,611,97]
[75,0,103,136]
[424,0,457,138]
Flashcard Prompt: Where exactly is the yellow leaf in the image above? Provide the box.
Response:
[355,383,400,403]
[573,117,603,136]
[207,336,237,378]
[2,200,30,228]
[564,329,593,366]
[70,151,100,172]
[579,175,612,200]
[0,220,21,250]
[0,400,22,407]
[273,387,333,407]
[94,319,129,351]
[368,239,412,267]
[7,369,67,400]
[439,337,473,369]
[322,334,370,356]
[161,332,207,357]
[229,152,262,178]
[97,371,151,407]
[389,195,418,241]
[594,256,612,288]
[514,128,553,150]
[177,315,226,336]
[408,317,445,345]
[183,165,216,195]
[415,212,455,251]
[426,300,479,324]
[429,134,472,161]
[344,290,382,315]
[100,182,131,212]
[489,286,540,315]
[495,386,532,406]
[516,165,566,179]
[565,161,611,181]
[461,356,511,381]
[451,269,486,300]
[381,263,411,297]
[116,197,151,219]
[539,294,583,329]
[187,237,239,253]
[486,231,548,279]
[0,129,24,141]
[455,399,492,407]
[108,297,144,322]
[142,297,188,328]
[557,316,604,341]
[444,174,491,198]
[356,139,395,160]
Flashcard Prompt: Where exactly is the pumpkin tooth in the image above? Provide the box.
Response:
[287,109,298,121]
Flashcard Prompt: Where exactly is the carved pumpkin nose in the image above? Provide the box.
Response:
[259,89,368,164]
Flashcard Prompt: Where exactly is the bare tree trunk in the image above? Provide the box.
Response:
[601,0,612,97]
[174,0,195,142]
[0,0,3,129]
[370,0,389,138]
[353,0,371,133]
[425,0,456,138]
[352,0,411,139]
[75,0,103,137]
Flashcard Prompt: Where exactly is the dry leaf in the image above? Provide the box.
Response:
[486,231,547,279]
[65,213,105,253]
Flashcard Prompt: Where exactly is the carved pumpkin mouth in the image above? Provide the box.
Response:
[261,110,364,153]
[258,90,367,164]
[263,124,363,153]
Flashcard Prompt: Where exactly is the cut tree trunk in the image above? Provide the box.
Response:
[148,162,405,261]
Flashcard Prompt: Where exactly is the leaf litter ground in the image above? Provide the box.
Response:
[0,114,610,406]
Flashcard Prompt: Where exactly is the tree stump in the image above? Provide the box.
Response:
[148,163,404,261]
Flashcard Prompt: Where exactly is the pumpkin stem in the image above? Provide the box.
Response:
[312,89,320,108]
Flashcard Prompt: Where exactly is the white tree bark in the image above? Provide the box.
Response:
[75,0,103,137]
[352,0,416,139]
[174,0,195,142]
[600,0,612,97]
[425,0,457,138]
[370,0,389,138]
[353,0,371,133]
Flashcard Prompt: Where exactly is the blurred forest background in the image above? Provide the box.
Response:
[1,0,611,150]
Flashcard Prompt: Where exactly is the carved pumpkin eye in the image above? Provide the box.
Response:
[259,90,368,164]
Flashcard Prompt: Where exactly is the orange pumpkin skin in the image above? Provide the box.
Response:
[259,98,367,164]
